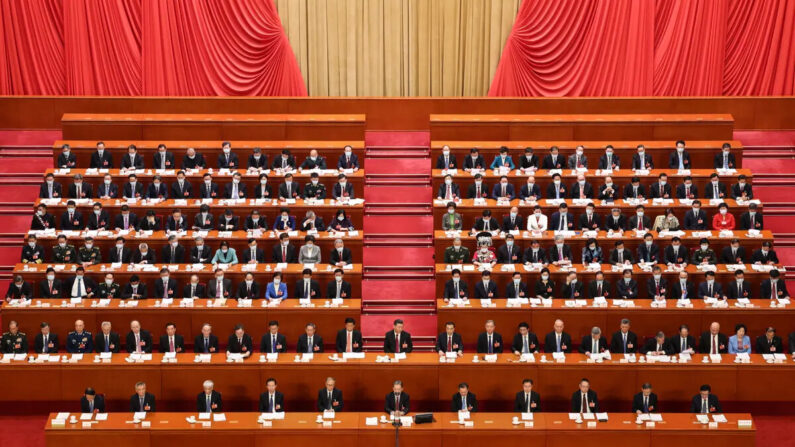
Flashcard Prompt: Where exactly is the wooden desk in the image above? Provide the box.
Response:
[44,412,755,447]
[30,230,363,264]
[433,199,758,230]
[435,299,794,352]
[430,140,743,171]
[12,263,363,298]
[0,298,360,352]
[61,113,367,141]
[48,168,365,203]
[432,169,752,200]
[432,230,773,265]
[53,140,366,170]
[34,198,365,228]
[1,352,785,412]
[429,114,735,141]
[434,264,780,300]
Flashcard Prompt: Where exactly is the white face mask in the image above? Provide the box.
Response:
[719,209,727,215]
[63,151,71,156]
[645,241,652,247]
[311,180,319,185]
[738,181,745,187]
[28,241,35,247]
[93,210,101,216]
[344,150,352,156]
[444,179,452,185]
[337,216,345,221]
[105,279,113,285]
[555,243,563,248]
[170,242,178,247]
[188,154,195,159]
[701,245,709,251]
[204,180,211,185]
[223,148,231,154]
[637,212,644,217]
[448,209,455,214]
[506,241,513,246]
[605,182,613,187]
[67,208,75,213]
[85,244,93,249]
[576,150,583,156]
[260,180,267,185]
[624,278,631,283]
[273,279,280,285]
[103,180,111,185]
[605,151,613,157]
[253,155,260,160]
[339,181,347,186]
[443,150,450,156]
[58,242,66,248]
[335,276,343,282]
[692,207,699,213]
[570,279,577,284]
[659,180,666,185]
[310,156,317,160]
[553,180,560,185]
[47,274,55,281]
[711,181,719,186]
[638,151,645,156]
[474,181,482,186]
[677,147,684,152]
[233,179,240,184]
[541,274,549,280]
[246,280,253,286]
[513,279,520,284]
[578,180,585,186]
[653,274,661,280]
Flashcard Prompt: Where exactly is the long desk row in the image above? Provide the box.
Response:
[45,412,755,447]
[1,352,789,412]
[53,140,366,169]
[28,230,363,262]
[432,169,752,199]
[47,168,365,199]
[34,198,365,228]
[12,263,364,298]
[0,298,360,349]
[430,140,743,170]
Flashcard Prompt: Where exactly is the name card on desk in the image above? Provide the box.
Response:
[365,417,378,426]
[399,416,412,427]
[394,352,407,360]
[70,298,82,305]
[342,352,364,359]
[261,412,285,420]
[484,354,498,363]
[95,413,108,421]
[323,410,335,419]
[213,413,226,422]
[301,353,314,360]
[521,412,534,420]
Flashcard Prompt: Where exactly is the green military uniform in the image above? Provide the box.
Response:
[1,331,28,354]
[78,246,102,264]
[96,282,121,299]
[303,182,327,199]
[444,245,471,264]
[53,244,76,263]
[691,249,717,265]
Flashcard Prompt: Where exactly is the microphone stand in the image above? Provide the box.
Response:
[391,415,403,447]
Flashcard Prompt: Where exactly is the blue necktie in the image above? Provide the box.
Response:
[272,335,276,353]
[204,338,209,352]
[269,395,274,412]
[77,278,83,297]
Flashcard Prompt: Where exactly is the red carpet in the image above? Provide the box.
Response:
[743,158,795,174]
[0,214,33,234]
[364,186,431,204]
[363,247,434,267]
[0,185,38,202]
[364,158,429,173]
[365,131,429,147]
[734,130,795,147]
[0,157,53,174]
[363,215,433,234]
[0,130,61,146]
[361,279,436,302]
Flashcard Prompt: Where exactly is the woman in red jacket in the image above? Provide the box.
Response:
[712,203,735,230]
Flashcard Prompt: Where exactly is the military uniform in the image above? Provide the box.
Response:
[78,246,102,264]
[1,331,28,354]
[21,244,45,264]
[691,249,717,265]
[66,331,94,353]
[96,282,121,299]
[53,244,77,263]
[303,182,327,199]
[443,246,471,264]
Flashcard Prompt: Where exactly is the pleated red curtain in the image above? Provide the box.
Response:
[490,0,795,96]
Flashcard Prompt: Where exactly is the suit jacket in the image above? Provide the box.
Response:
[197,390,223,412]
[476,331,504,353]
[146,183,168,199]
[161,245,185,264]
[544,331,572,353]
[164,217,187,232]
[443,280,468,300]
[668,151,691,168]
[505,281,529,298]
[497,244,522,264]
[125,330,153,353]
[193,334,219,353]
[669,335,697,353]
[513,391,541,412]
[113,213,139,230]
[519,183,541,200]
[739,212,763,231]
[80,396,106,413]
[129,392,156,412]
[523,247,548,264]
[714,152,736,169]
[726,279,751,300]
[327,280,352,299]
[670,280,694,300]
[598,184,620,201]
[676,183,699,200]
[632,392,659,413]
[248,154,269,169]
[206,278,233,299]
[329,247,352,265]
[755,335,783,354]
[241,247,265,263]
[698,332,728,353]
[158,334,185,353]
[579,336,608,354]
[511,332,540,353]
[294,279,321,299]
[491,183,516,200]
[760,279,789,299]
[623,184,646,199]
[609,331,638,353]
[578,213,601,231]
[626,215,651,231]
[297,334,324,353]
[226,333,254,354]
[648,182,672,199]
[60,210,84,230]
[34,332,59,353]
[259,391,285,412]
[153,278,178,299]
[90,151,113,169]
[646,277,669,299]
[664,245,688,264]
[383,330,413,353]
[93,332,121,353]
[549,212,574,231]
[502,215,524,232]
[260,333,288,353]
[519,154,539,169]
[473,216,499,232]
[337,153,359,169]
[37,279,62,298]
[217,216,240,231]
[598,154,620,170]
[57,152,77,168]
[190,245,213,263]
[181,154,207,169]
[333,182,355,199]
[435,332,464,353]
[541,154,564,170]
[567,154,588,169]
[199,182,220,199]
[569,182,593,199]
[136,217,161,231]
[463,155,485,170]
[751,249,779,264]
[384,392,410,414]
[641,338,674,355]
[451,392,478,412]
[731,183,753,200]
[546,183,568,199]
[122,182,144,199]
[86,211,111,230]
[236,281,261,299]
[120,154,144,169]
[272,243,298,263]
[587,280,611,299]
[690,394,721,413]
[278,182,302,199]
[39,182,63,199]
[474,280,498,299]
[437,183,461,200]
[224,182,247,199]
[560,280,584,299]
[571,390,599,413]
[632,153,654,170]
[171,181,192,199]
[300,156,326,170]
[697,281,723,299]
[604,214,626,231]
[245,216,269,231]
[636,243,660,263]
[436,154,458,169]
[217,152,240,169]
[68,183,93,199]
[616,279,638,299]
[121,283,147,299]
[704,183,728,200]
[131,248,156,263]
[335,329,363,353]
[318,388,344,411]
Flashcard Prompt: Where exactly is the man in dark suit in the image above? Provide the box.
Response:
[94,321,121,353]
[80,388,105,413]
[125,320,153,353]
[546,174,568,199]
[165,209,188,232]
[34,322,59,353]
[643,331,674,355]
[451,383,478,412]
[161,236,185,264]
[190,237,212,264]
[597,145,619,170]
[122,174,144,199]
[609,319,638,353]
[714,143,736,169]
[236,272,260,300]
[120,145,144,169]
[587,273,610,299]
[632,383,658,414]
[519,178,541,200]
[474,271,498,299]
[328,269,352,299]
[646,266,669,300]
[218,142,239,169]
[146,176,169,199]
[333,174,355,199]
[523,239,547,264]
[385,380,410,415]
[502,207,523,232]
[491,176,516,200]
[297,323,324,353]
[699,322,728,354]
[317,377,344,412]
[112,206,138,231]
[171,171,192,199]
[616,270,639,299]
[751,241,779,265]
[541,146,563,170]
[337,146,359,170]
[206,268,233,299]
[59,201,84,230]
[760,269,789,300]
[121,276,147,300]
[248,147,268,169]
[159,322,185,354]
[676,177,698,200]
[511,322,539,354]
[199,173,220,199]
[130,382,156,412]
[294,269,321,300]
[668,141,691,169]
[704,173,728,200]
[561,272,584,299]
[506,272,529,298]
[721,239,747,264]
[226,324,253,357]
[96,174,119,199]
[68,175,93,199]
[544,319,572,353]
[649,173,672,199]
[670,272,695,300]
[224,174,247,199]
[194,323,219,354]
[627,205,651,231]
[598,177,619,201]
[670,324,697,354]
[436,321,463,355]
[467,174,489,199]
[476,320,503,353]
[151,144,175,170]
[697,271,722,300]
[437,175,461,200]
[756,326,783,354]
[497,236,522,264]
[726,270,751,300]
[579,327,608,356]
[335,318,363,353]
[57,144,76,168]
[637,233,660,263]
[197,380,223,412]
[623,177,646,200]
[604,208,626,231]
[739,203,763,230]
[578,204,601,231]
[571,378,599,413]
[153,268,178,299]
[472,208,499,232]
[690,385,722,413]
[514,379,541,412]
[39,173,62,199]
[86,203,111,230]
[436,145,457,169]
[272,233,298,263]
[519,147,539,169]
[259,378,285,413]
[38,268,63,298]
[569,175,593,199]
[549,203,574,231]
[463,148,485,171]
[631,145,653,170]
[181,147,206,169]
[731,174,753,199]
[384,319,413,353]
[89,142,113,169]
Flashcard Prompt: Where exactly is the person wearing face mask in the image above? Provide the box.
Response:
[437,174,460,200]
[224,173,247,199]
[5,275,32,301]
[122,173,144,199]
[520,176,541,201]
[751,241,779,265]
[247,147,268,170]
[567,145,588,169]
[66,267,96,299]
[534,268,556,299]
[497,234,522,264]
[683,200,708,230]
[295,268,321,299]
[78,236,101,266]
[609,241,633,265]
[328,269,352,299]
[691,238,717,265]
[181,147,207,170]
[542,146,562,170]
[443,269,468,301]
[463,148,484,171]
[550,203,574,232]
[632,144,653,170]
[329,239,352,267]
[490,147,515,170]
[273,233,297,263]
[191,237,213,264]
[474,271,498,299]
[300,210,324,232]
[333,174,355,199]
[265,272,288,300]
[199,173,219,199]
[21,235,45,264]
[598,145,620,170]
[676,176,698,200]
[298,235,322,264]
[59,200,85,230]
[467,173,489,199]
[705,173,727,200]
[236,272,261,300]
[761,269,789,300]
[254,173,273,199]
[144,174,168,199]
[623,176,646,200]
[52,235,76,263]
[39,173,63,199]
[650,173,672,199]
[120,144,144,169]
[570,174,593,199]
[739,202,763,230]
[217,142,239,169]
[136,210,161,231]
[211,241,238,265]
[207,268,232,299]
[153,144,175,170]
[652,207,679,232]
[442,202,463,231]
[57,143,77,168]
[546,173,567,199]
[526,205,548,232]
[472,241,497,267]
[108,237,131,263]
[217,209,239,231]
[159,322,185,354]
[663,237,688,265]
[337,146,359,171]
[303,172,327,199]
[273,208,296,231]
[586,272,610,299]
[519,147,538,170]
[156,269,180,300]
[671,272,694,300]
[242,238,264,264]
[578,204,601,231]
[112,205,138,231]
[713,142,736,169]
[637,233,660,263]
[616,269,638,300]
[192,204,214,230]
[330,210,353,232]
[502,206,523,232]
[491,175,515,200]
[627,205,651,231]
[549,234,572,265]
[712,203,735,230]
[183,274,206,299]
[597,176,618,201]
[133,242,156,264]
[161,235,185,263]
[86,203,110,230]
[731,174,753,200]
[170,170,192,198]
[96,273,120,299]
[245,210,268,231]
[166,209,188,232]
[562,272,583,299]
[36,322,61,354]
[726,269,751,300]
[122,275,147,300]
[31,204,56,230]
[697,271,722,300]
[523,239,548,265]
[69,174,94,199]
[668,140,691,169]
[646,266,669,300]
[436,145,458,169]
[581,238,603,265]
[443,237,470,264]
[279,173,302,199]
[300,149,327,170]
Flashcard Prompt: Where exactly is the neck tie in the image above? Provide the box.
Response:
[681,338,686,352]
[559,217,564,231]
[462,396,466,409]
[445,156,448,166]
[448,335,453,352]
[77,278,83,297]
[216,281,222,298]
[643,396,648,413]
[712,336,717,354]
[723,155,728,169]
[737,282,742,296]
[43,335,48,353]
[272,335,277,353]
[163,280,169,299]
[48,185,52,198]
[191,285,195,297]
[618,251,623,263]
[623,333,627,353]
[77,186,81,197]
[702,398,707,413]
[597,283,602,297]
[170,337,175,352]
[446,185,451,199]
[523,336,528,353]
[476,185,480,197]
[328,391,333,410]
[307,337,313,353]
[526,393,531,412]
[395,334,400,353]
[772,282,776,299]
[502,184,506,196]
[140,397,144,410]
[714,186,718,197]
[751,215,755,227]
[135,333,141,353]
[336,282,342,298]
[347,332,352,352]
[305,282,310,299]
[638,217,643,230]
[89,400,93,412]
[161,156,166,170]
[282,247,287,262]
[204,338,209,352]
[105,335,109,352]
[207,395,211,411]
[488,334,493,354]
[582,394,587,413]
[708,284,712,297]
[484,219,489,231]
[556,334,561,352]
[233,184,237,197]
[686,186,690,197]
[395,394,400,412]
[555,186,560,200]
[454,282,459,299]
[270,395,275,412]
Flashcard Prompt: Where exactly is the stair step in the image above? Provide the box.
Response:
[362,304,436,313]
[363,237,432,247]
[366,150,429,158]
[364,206,432,215]
[365,179,430,187]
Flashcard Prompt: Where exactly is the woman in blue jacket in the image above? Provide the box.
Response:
[265,272,288,300]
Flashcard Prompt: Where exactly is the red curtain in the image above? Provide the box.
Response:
[0,0,306,96]
[490,0,795,96]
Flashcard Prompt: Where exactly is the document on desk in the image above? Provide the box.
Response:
[696,415,710,424]
[213,413,226,422]
[95,413,108,421]
[134,412,147,420]
[79,413,93,420]
[581,413,595,420]
[365,417,378,426]
[649,414,662,422]
[712,414,727,423]
[198,412,211,420]
[567,413,580,420]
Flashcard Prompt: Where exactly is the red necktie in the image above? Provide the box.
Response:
[637,218,643,230]
[346,332,352,352]
[712,336,717,354]
[282,247,287,262]
[448,336,452,352]
[169,337,174,353]
[395,334,400,353]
